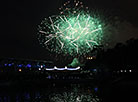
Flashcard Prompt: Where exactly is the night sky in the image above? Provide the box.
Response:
[1,0,138,60]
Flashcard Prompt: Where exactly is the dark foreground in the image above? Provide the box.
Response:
[0,74,138,102]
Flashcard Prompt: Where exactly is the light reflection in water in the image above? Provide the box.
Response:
[0,84,100,102]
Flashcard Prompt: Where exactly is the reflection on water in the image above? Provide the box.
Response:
[49,87,99,102]
[0,84,100,102]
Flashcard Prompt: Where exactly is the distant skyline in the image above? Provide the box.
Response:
[1,0,138,60]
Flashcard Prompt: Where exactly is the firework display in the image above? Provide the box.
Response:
[38,0,105,56]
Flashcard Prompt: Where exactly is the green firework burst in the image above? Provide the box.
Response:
[38,0,104,56]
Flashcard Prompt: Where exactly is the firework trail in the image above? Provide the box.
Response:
[38,0,110,56]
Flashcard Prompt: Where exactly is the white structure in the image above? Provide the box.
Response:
[45,66,80,71]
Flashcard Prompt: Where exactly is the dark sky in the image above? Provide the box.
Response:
[1,0,138,60]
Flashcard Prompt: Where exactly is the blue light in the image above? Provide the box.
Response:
[8,64,12,67]
[67,68,77,70]
[26,64,31,68]
[18,65,22,67]
[94,87,98,92]
[93,69,97,72]
[57,68,65,70]
[48,75,51,79]
[37,65,40,68]
[4,64,7,66]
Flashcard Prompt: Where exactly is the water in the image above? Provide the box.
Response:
[0,83,100,102]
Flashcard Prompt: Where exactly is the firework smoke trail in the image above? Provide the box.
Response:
[38,0,107,56]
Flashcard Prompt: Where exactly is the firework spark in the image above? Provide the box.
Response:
[38,0,104,56]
